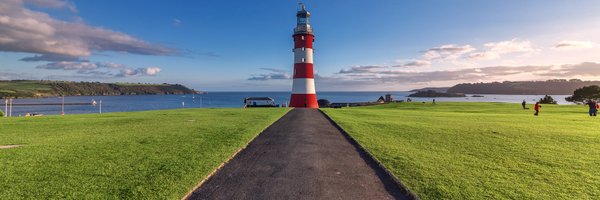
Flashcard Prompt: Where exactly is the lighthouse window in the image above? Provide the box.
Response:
[302,58,305,62]
[301,36,305,40]
[302,47,305,51]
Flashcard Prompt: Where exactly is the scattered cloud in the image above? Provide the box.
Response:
[23,0,77,11]
[483,39,535,54]
[536,62,600,77]
[467,52,500,60]
[325,62,600,87]
[338,65,385,74]
[395,60,431,67]
[117,67,161,77]
[0,0,174,58]
[20,54,85,62]
[173,18,182,27]
[554,40,593,50]
[422,44,476,60]
[37,61,98,70]
[0,72,35,80]
[36,61,161,78]
[466,39,536,61]
[248,68,292,81]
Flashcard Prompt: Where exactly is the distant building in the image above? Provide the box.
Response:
[385,94,393,103]
[244,97,278,108]
[377,96,385,103]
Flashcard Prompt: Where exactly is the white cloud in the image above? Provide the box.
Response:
[395,60,431,67]
[468,52,500,60]
[173,18,182,27]
[483,38,536,54]
[36,61,161,78]
[23,0,77,11]
[0,0,174,58]
[117,67,161,77]
[554,40,593,50]
[36,61,97,70]
[464,39,536,61]
[248,68,292,81]
[422,44,476,60]
[322,62,600,87]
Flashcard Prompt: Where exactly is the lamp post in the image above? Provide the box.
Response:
[61,95,64,116]
[9,98,13,117]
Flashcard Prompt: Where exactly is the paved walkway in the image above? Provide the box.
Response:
[187,108,411,200]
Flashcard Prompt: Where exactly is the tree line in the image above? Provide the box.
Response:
[447,79,600,95]
[0,80,199,98]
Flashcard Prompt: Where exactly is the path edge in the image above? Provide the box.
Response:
[318,109,421,200]
[181,108,292,200]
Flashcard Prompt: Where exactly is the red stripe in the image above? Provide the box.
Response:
[293,34,314,49]
[290,94,318,108]
[293,63,314,78]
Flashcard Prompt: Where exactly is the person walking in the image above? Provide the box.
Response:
[534,102,541,116]
[586,99,597,116]
[522,100,527,109]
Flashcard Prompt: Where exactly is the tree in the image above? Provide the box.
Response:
[565,85,600,103]
[317,99,331,107]
[539,95,557,104]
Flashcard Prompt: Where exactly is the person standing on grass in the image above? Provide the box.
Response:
[522,100,527,109]
[586,99,597,117]
[534,102,541,116]
[594,100,600,116]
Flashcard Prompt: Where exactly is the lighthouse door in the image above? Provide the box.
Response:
[304,97,307,107]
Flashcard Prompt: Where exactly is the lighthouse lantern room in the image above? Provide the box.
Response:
[290,3,318,108]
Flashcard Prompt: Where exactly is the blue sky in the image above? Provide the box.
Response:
[1,0,599,91]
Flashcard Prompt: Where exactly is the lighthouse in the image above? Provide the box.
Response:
[290,4,318,108]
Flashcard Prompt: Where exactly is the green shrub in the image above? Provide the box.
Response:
[539,95,557,104]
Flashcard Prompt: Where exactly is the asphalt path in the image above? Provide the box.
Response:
[187,108,411,200]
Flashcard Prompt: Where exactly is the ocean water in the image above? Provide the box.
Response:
[2,92,571,116]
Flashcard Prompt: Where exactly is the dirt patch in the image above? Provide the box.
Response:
[0,145,23,149]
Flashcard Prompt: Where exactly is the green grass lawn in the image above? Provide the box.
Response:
[0,108,288,199]
[323,102,600,199]
[0,81,52,97]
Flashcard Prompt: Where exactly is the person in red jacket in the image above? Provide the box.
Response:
[534,102,541,116]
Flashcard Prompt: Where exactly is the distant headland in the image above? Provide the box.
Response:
[411,79,600,95]
[0,80,202,98]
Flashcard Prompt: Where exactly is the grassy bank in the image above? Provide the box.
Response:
[0,108,288,199]
[323,102,600,199]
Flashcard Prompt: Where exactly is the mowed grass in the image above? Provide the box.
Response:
[0,108,288,199]
[323,102,600,199]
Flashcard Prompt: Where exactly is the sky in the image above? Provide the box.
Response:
[1,0,600,91]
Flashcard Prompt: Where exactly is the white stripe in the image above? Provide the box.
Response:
[294,48,313,64]
[291,78,316,94]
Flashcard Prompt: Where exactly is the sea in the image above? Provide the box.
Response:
[2,92,571,116]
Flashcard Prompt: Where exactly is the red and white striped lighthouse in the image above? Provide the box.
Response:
[290,4,318,108]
